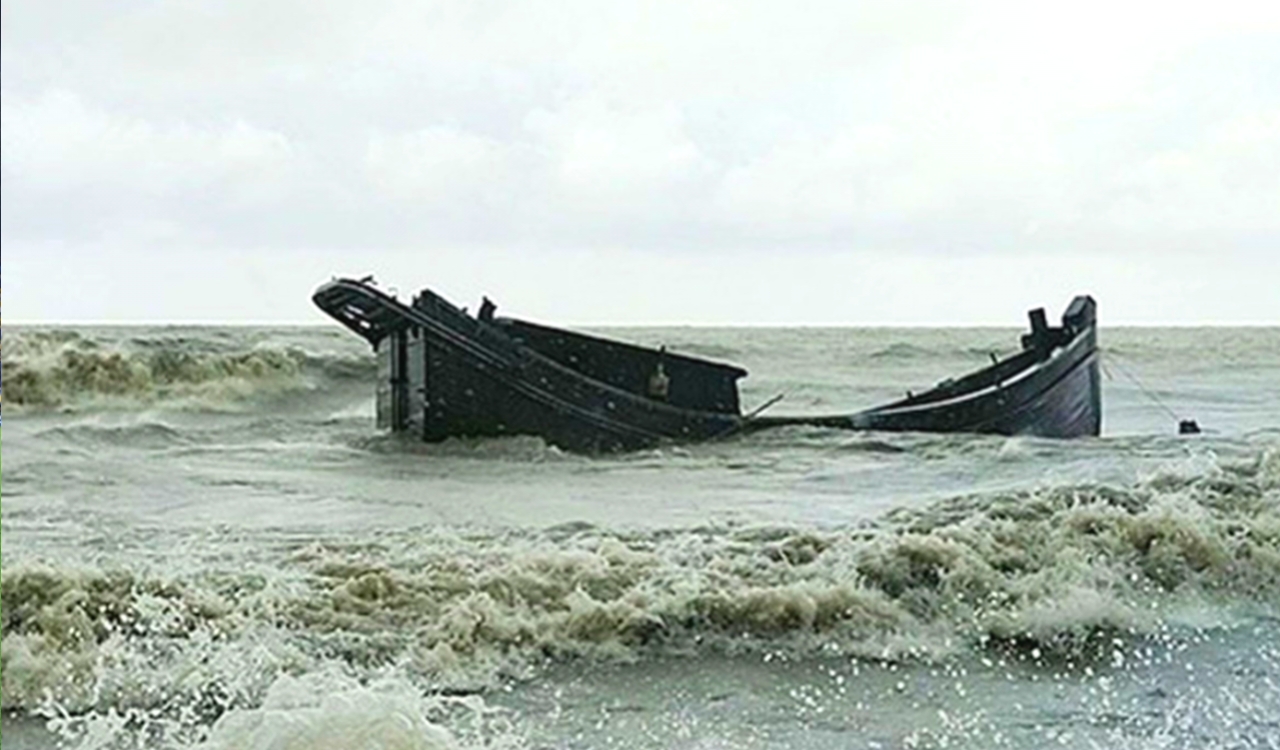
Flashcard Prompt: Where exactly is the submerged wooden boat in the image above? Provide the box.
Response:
[314,278,1100,452]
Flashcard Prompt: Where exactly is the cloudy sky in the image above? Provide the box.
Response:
[3,0,1278,324]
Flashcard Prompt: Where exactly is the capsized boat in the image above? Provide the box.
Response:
[313,278,1100,452]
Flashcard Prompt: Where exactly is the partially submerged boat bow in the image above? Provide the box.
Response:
[314,278,1100,452]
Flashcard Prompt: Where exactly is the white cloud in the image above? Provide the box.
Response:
[2,0,1278,320]
[524,99,719,236]
[1,90,302,198]
[365,126,511,202]
[1103,109,1280,233]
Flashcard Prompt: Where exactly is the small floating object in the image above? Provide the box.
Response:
[1179,419,1202,435]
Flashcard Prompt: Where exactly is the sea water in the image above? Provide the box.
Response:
[2,324,1278,749]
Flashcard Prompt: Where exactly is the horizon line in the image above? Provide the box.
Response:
[6,318,1279,328]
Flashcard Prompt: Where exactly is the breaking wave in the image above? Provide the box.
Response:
[2,330,374,412]
[4,447,1277,741]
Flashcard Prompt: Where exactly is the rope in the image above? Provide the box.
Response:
[1105,353,1181,421]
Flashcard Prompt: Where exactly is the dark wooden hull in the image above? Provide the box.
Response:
[754,297,1101,439]
[314,278,1100,452]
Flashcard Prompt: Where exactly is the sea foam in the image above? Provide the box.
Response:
[3,329,372,412]
[5,448,1277,732]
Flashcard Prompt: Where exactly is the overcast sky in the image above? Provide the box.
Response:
[3,0,1278,324]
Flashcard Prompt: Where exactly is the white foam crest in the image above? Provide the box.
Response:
[194,673,481,750]
[1258,444,1280,490]
[5,448,1278,733]
[278,457,1279,676]
[0,562,314,719]
[3,329,371,413]
[31,671,522,750]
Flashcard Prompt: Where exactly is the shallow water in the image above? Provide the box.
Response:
[3,324,1279,749]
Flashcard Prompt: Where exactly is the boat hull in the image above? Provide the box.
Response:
[316,281,742,452]
[757,322,1100,439]
[314,279,1101,452]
